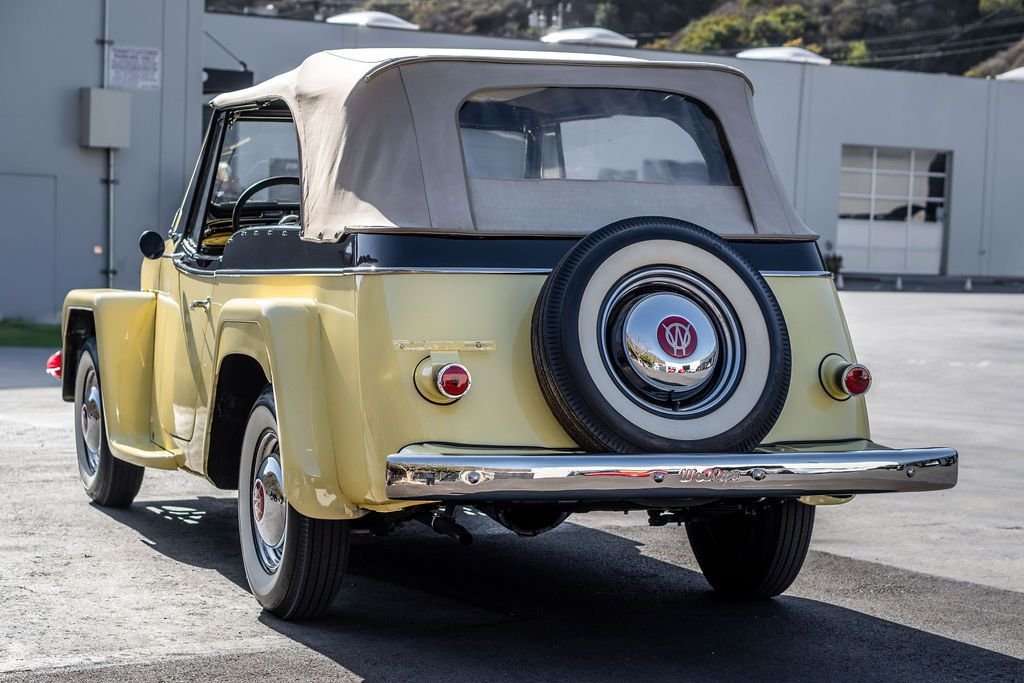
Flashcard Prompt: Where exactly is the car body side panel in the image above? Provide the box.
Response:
[334,274,578,510]
[62,289,182,470]
[151,258,213,446]
[210,297,361,520]
[762,275,870,444]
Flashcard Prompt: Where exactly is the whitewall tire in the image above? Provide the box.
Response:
[238,385,349,620]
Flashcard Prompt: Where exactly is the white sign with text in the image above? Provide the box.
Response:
[108,46,161,91]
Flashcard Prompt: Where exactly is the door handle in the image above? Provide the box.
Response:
[189,297,211,311]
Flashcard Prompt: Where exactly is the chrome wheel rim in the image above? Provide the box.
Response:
[79,367,102,475]
[598,267,745,418]
[250,430,287,574]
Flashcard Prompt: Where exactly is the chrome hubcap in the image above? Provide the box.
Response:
[251,431,287,573]
[622,293,719,391]
[599,267,744,417]
[80,368,102,474]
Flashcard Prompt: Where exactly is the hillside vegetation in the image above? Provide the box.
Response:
[207,0,1024,75]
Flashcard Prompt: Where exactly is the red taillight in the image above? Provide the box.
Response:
[819,354,872,400]
[45,350,62,381]
[842,364,871,396]
[436,363,471,399]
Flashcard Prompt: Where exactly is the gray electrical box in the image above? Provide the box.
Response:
[79,87,131,149]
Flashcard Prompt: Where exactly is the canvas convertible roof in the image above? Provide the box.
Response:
[212,48,813,241]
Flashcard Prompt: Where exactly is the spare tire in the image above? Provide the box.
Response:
[531,217,790,454]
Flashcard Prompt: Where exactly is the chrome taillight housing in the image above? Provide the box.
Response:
[841,363,872,396]
[414,357,472,404]
[820,354,871,400]
[436,363,471,399]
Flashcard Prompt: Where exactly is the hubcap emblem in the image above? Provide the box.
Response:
[253,480,266,522]
[657,316,697,358]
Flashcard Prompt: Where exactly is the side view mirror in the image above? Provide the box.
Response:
[139,230,165,260]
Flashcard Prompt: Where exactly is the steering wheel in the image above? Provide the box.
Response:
[231,176,300,233]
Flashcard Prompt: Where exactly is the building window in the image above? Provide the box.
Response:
[836,145,950,274]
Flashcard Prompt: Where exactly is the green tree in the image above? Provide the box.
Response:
[671,13,749,52]
[748,5,816,46]
[664,3,820,53]
[843,39,869,64]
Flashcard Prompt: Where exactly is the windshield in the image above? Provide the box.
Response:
[212,118,300,204]
[458,87,739,187]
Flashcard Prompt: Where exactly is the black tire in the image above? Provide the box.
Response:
[686,499,814,598]
[532,217,791,453]
[73,338,144,507]
[238,386,349,620]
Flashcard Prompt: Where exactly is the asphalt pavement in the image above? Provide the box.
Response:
[1,291,1022,682]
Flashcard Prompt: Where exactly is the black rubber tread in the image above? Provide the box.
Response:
[531,274,609,452]
[248,387,349,621]
[531,216,791,454]
[685,499,815,599]
[279,513,350,620]
[76,339,144,508]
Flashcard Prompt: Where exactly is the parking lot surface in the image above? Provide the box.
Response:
[1,292,1022,681]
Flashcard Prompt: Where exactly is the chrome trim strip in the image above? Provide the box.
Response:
[174,264,832,279]
[173,259,554,278]
[172,253,218,278]
[760,270,833,278]
[385,448,958,502]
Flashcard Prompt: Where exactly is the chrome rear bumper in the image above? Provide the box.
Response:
[384,446,958,502]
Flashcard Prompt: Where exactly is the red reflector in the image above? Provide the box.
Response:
[45,350,62,381]
[436,363,471,399]
[842,364,871,395]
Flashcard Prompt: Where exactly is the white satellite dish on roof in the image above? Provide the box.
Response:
[995,65,1024,81]
[326,11,420,31]
[736,46,831,65]
[540,27,637,49]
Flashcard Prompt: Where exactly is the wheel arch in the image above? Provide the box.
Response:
[61,307,96,400]
[207,352,270,489]
[208,305,360,520]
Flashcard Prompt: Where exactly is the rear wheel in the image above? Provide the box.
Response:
[238,385,350,620]
[73,338,144,507]
[685,499,814,598]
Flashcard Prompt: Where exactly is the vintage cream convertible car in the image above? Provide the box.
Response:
[53,48,957,620]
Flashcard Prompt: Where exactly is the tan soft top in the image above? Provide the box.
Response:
[212,48,813,241]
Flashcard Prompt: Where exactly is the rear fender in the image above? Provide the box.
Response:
[213,299,360,520]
